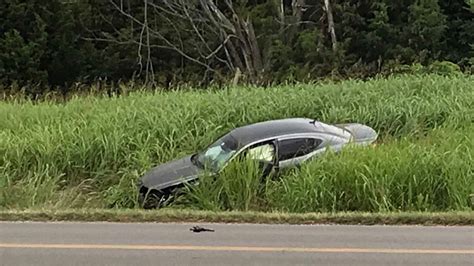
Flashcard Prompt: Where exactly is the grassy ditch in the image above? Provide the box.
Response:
[0,74,473,214]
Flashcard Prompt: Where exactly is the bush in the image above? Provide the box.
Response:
[428,61,462,76]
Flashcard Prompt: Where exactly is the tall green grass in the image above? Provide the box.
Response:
[267,127,474,212]
[176,158,271,212]
[175,126,473,212]
[0,74,473,210]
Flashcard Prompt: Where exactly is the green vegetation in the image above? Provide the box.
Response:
[1,74,473,214]
[1,0,473,90]
[2,0,472,224]
[181,126,473,213]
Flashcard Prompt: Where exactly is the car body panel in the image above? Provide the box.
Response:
[335,123,378,145]
[140,155,202,190]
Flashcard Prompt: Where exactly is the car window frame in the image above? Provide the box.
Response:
[194,132,241,171]
[217,138,278,172]
[239,140,278,164]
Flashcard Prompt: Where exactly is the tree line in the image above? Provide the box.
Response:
[1,0,473,92]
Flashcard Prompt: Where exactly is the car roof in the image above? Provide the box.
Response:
[229,118,351,146]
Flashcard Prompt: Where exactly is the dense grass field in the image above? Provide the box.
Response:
[0,74,473,212]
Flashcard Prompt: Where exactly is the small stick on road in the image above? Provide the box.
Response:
[190,226,215,233]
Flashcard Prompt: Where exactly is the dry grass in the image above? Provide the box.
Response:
[1,209,473,225]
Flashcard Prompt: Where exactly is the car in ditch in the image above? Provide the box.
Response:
[138,118,378,208]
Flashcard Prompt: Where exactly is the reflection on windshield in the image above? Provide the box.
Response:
[195,134,239,171]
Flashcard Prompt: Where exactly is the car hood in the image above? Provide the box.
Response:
[140,155,202,190]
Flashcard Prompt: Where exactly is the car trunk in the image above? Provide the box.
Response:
[335,123,378,145]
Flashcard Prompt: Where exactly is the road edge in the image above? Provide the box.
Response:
[0,209,473,225]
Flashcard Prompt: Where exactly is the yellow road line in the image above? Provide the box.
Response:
[0,243,473,254]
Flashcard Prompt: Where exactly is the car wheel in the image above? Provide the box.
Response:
[140,189,170,209]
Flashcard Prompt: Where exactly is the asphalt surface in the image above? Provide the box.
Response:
[0,221,473,266]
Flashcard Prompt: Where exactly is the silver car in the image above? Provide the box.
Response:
[138,118,378,208]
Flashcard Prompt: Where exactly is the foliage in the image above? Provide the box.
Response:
[0,0,473,90]
[0,75,473,211]
[268,126,473,212]
[178,158,269,211]
[183,126,474,213]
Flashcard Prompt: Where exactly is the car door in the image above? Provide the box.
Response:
[239,140,278,177]
[277,137,324,169]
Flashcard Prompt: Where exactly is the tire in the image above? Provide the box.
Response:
[140,189,170,209]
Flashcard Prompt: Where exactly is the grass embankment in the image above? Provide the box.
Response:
[0,74,473,221]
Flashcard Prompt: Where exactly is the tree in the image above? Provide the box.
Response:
[0,0,101,88]
[88,1,266,84]
[0,0,472,91]
[323,0,337,52]
[406,0,447,63]
[0,0,49,85]
[439,0,474,66]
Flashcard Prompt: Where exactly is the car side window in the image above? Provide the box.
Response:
[278,138,322,161]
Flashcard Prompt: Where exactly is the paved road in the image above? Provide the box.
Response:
[0,221,473,266]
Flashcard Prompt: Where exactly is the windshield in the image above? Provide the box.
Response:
[193,133,239,172]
